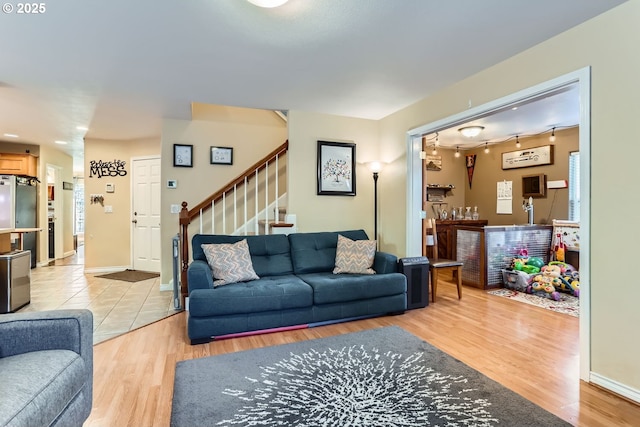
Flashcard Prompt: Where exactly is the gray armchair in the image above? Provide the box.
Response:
[0,309,93,427]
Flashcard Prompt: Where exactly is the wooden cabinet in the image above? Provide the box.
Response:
[0,153,37,177]
[435,220,487,259]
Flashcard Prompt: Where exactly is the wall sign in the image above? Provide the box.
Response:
[89,160,127,178]
[502,145,554,170]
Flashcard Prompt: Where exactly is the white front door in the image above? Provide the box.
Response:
[132,157,161,272]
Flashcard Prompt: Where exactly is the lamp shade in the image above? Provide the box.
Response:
[368,161,383,173]
[247,0,288,7]
[458,125,485,138]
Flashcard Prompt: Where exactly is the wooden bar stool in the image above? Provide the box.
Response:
[425,218,463,302]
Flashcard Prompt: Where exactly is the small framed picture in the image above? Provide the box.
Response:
[173,144,193,167]
[210,146,233,165]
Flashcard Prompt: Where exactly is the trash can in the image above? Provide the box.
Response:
[0,250,31,313]
[398,256,430,309]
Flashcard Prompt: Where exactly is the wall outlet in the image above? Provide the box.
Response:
[104,205,113,213]
[170,204,181,214]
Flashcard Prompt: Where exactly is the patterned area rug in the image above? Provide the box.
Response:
[488,288,579,317]
[171,326,570,426]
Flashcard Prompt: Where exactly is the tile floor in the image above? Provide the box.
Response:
[17,245,181,344]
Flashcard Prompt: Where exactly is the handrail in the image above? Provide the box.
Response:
[178,140,288,302]
[185,141,288,220]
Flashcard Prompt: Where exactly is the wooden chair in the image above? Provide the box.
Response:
[425,218,463,302]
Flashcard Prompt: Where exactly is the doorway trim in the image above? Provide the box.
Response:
[405,67,591,381]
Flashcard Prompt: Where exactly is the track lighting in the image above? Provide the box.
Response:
[549,127,556,142]
[455,146,460,158]
[515,135,521,148]
[435,134,440,147]
[431,146,438,155]
[484,142,490,154]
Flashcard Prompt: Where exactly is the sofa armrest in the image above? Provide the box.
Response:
[0,309,92,358]
[0,309,93,402]
[187,260,215,292]
[374,251,399,274]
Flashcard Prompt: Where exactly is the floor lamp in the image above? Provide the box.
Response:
[369,161,383,246]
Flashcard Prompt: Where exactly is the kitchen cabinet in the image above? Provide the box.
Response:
[0,153,37,177]
[433,219,487,259]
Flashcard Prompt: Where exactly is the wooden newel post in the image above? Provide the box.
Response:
[179,201,191,304]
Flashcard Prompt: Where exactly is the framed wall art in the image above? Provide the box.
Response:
[317,140,356,196]
[502,145,554,170]
[210,146,233,165]
[173,144,193,167]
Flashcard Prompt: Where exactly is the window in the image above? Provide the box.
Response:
[568,151,580,221]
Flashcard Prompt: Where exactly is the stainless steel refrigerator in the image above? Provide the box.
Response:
[0,175,38,268]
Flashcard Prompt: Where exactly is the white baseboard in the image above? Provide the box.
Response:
[160,282,173,292]
[590,372,640,404]
[83,265,131,274]
[63,250,76,258]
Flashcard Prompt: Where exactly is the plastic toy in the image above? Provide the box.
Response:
[547,261,580,297]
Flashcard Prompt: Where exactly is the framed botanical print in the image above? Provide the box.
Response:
[317,140,356,196]
[173,144,193,167]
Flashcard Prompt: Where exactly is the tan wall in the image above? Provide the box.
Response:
[287,110,381,240]
[441,127,578,225]
[160,108,287,283]
[83,137,160,271]
[375,1,640,393]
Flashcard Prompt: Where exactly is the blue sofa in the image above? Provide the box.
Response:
[0,309,93,427]
[187,230,407,344]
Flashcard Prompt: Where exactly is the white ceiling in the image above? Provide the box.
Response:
[0,0,626,173]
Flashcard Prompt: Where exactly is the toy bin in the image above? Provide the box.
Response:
[501,269,531,292]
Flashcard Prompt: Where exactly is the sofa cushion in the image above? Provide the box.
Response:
[299,272,406,305]
[201,239,260,287]
[289,230,370,274]
[0,349,86,427]
[193,234,293,277]
[188,275,313,317]
[333,234,376,275]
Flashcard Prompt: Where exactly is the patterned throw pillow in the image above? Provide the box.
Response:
[333,234,377,275]
[201,239,259,287]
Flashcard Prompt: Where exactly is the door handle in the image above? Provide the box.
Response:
[132,219,137,224]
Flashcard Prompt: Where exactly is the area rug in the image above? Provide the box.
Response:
[171,326,570,426]
[95,269,159,282]
[488,288,579,317]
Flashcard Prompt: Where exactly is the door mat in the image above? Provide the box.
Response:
[96,269,160,283]
[488,288,579,317]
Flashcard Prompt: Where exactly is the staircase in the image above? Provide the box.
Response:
[178,141,291,300]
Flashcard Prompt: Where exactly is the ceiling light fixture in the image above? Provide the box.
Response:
[246,0,289,7]
[435,134,440,147]
[3,133,19,138]
[76,126,88,131]
[431,146,438,155]
[458,125,485,138]
[484,142,490,154]
[515,135,521,148]
[549,127,556,142]
[55,140,68,145]
[455,146,461,158]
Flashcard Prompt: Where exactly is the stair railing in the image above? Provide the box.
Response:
[179,140,288,301]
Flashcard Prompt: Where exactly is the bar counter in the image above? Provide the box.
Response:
[455,224,553,289]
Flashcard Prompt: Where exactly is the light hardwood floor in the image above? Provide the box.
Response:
[86,281,640,427]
